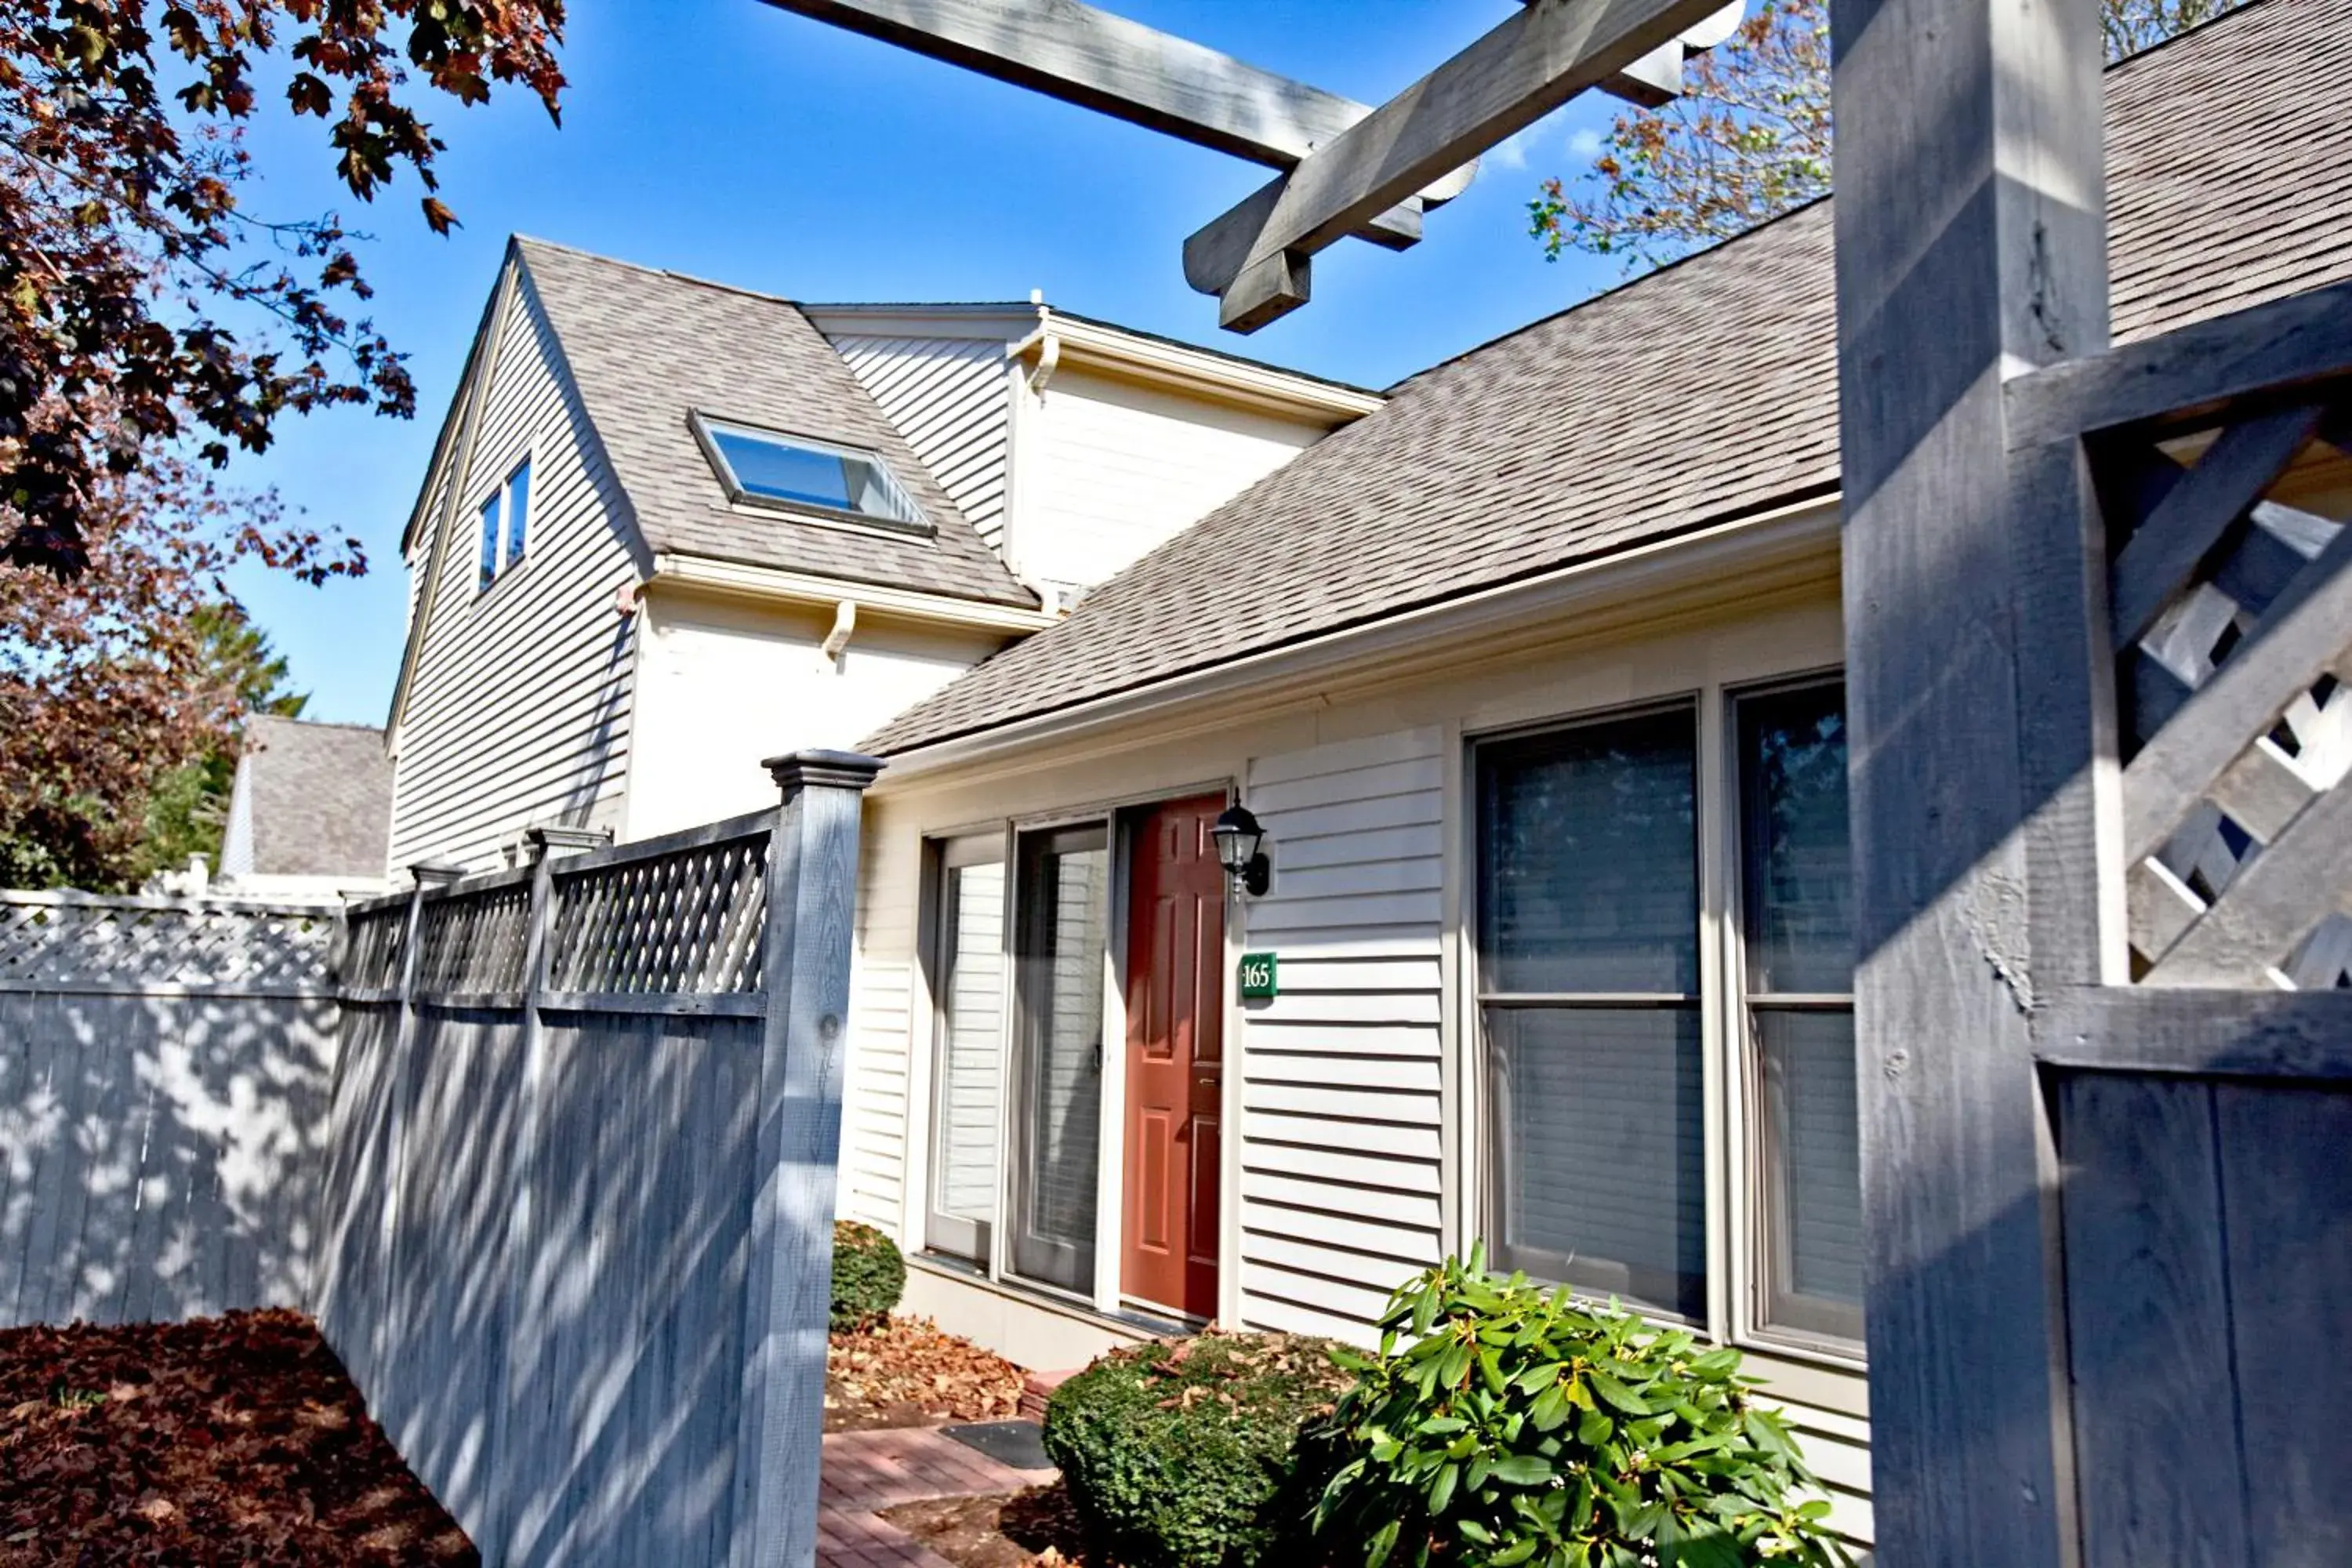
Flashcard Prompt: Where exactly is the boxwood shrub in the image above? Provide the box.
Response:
[1043,1329,1351,1568]
[830,1221,906,1332]
[1309,1248,1853,1568]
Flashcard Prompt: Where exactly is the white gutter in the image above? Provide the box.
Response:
[877,493,1842,783]
[1008,307,1385,423]
[648,553,1063,634]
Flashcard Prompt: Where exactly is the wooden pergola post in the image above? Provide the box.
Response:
[1830,0,2114,1562]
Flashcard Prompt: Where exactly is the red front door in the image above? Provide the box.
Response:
[1122,795,1227,1319]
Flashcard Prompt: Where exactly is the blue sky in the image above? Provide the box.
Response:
[226,2,1630,723]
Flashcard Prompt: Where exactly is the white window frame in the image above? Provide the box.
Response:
[1461,665,1865,1374]
[474,452,533,594]
[689,410,935,539]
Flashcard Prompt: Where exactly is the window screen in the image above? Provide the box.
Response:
[927,843,1005,1263]
[1478,708,1704,1319]
[1009,826,1109,1295]
[1739,682,1864,1346]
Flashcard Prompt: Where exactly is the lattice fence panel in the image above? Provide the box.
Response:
[343,905,409,991]
[546,831,768,994]
[0,895,338,989]
[2109,403,2352,987]
[414,881,534,996]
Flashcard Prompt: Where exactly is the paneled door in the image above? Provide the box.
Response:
[1122,795,1228,1319]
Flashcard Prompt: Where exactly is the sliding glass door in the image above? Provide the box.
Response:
[927,837,1007,1262]
[1007,825,1110,1294]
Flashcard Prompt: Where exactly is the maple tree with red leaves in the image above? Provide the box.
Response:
[1530,0,2232,271]
[0,0,566,580]
[0,453,361,890]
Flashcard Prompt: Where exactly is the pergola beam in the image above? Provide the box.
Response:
[756,0,1472,251]
[1185,0,1743,331]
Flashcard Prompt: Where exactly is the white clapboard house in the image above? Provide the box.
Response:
[832,2,2352,1550]
[385,237,1379,869]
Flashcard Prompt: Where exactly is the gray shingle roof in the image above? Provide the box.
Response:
[236,717,394,877]
[514,239,1038,608]
[867,0,2352,756]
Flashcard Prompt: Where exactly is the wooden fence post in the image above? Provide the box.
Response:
[1831,0,2113,1560]
[733,750,884,1568]
[376,859,466,1385]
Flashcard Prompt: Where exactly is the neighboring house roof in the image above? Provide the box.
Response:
[222,717,394,877]
[512,238,1039,608]
[866,0,2352,757]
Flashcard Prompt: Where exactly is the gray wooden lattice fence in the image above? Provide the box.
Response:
[0,892,340,1330]
[313,751,881,1568]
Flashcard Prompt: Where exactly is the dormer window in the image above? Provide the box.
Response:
[691,412,930,534]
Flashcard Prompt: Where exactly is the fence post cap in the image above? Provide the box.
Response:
[763,750,886,795]
[408,858,468,888]
[523,824,612,862]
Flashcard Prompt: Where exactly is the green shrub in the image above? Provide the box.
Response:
[1310,1248,1852,1568]
[830,1221,906,1331]
[1043,1329,1352,1568]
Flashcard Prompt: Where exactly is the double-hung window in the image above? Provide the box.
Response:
[1478,706,1706,1320]
[1475,679,1862,1356]
[477,457,532,591]
[1737,682,1861,1346]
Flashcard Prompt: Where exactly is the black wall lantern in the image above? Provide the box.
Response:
[1211,804,1271,897]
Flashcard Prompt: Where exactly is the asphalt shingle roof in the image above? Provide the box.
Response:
[866,0,2352,756]
[237,717,394,877]
[515,239,1038,608]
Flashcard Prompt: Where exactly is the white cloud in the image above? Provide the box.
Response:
[1490,131,1529,171]
[1566,127,1606,158]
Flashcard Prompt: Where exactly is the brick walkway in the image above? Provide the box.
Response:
[818,1426,1058,1568]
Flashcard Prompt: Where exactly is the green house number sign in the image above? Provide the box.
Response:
[1239,953,1279,1000]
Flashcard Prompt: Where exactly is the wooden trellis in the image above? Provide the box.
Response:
[0,891,337,993]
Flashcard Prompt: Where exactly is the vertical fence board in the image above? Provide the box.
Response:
[2057,1072,2251,1566]
[0,894,341,1332]
[2214,1081,2352,1565]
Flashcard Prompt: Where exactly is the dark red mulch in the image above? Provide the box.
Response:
[880,1482,1096,1568]
[826,1316,1027,1433]
[0,1308,474,1566]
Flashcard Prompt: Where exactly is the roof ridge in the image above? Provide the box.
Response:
[511,233,804,312]
[248,715,383,735]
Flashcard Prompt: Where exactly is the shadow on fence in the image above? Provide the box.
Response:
[0,895,340,1330]
[312,752,880,1568]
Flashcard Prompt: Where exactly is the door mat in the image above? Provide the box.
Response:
[942,1418,1054,1472]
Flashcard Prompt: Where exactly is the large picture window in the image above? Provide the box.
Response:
[1474,681,1863,1359]
[1477,707,1705,1321]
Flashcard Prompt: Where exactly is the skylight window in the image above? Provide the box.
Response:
[691,412,929,532]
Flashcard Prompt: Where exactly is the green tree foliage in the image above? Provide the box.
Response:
[1531,0,2234,272]
[1310,1250,1849,1568]
[0,1,565,579]
[0,459,352,891]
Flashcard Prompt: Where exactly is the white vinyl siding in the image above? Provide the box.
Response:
[387,267,638,872]
[1234,728,1447,1339]
[826,332,1014,552]
[843,822,922,1232]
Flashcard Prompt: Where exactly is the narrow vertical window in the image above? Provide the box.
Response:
[1478,708,1704,1320]
[1739,682,1863,1347]
[927,838,1006,1263]
[1008,824,1109,1296]
[477,492,501,591]
[503,459,531,569]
